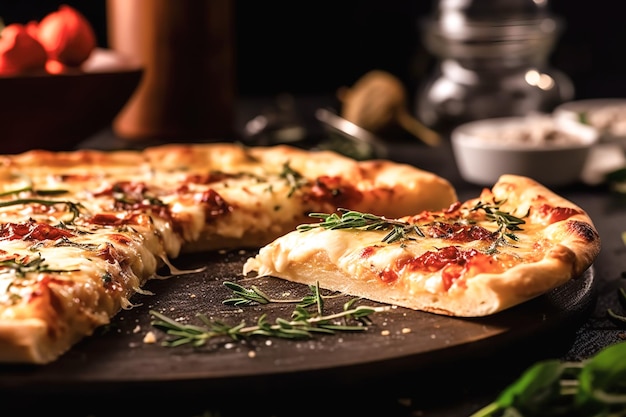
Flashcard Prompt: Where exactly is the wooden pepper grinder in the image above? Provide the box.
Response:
[106,0,236,142]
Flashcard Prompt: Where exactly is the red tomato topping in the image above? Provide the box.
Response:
[306,176,363,206]
[402,246,496,291]
[423,222,495,243]
[195,189,232,219]
[0,221,74,241]
[536,203,582,223]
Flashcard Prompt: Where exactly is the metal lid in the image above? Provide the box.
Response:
[424,0,559,42]
[435,0,550,24]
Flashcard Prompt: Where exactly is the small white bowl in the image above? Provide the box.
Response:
[451,115,599,187]
[554,98,626,147]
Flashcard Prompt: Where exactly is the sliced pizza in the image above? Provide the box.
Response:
[243,175,601,317]
[141,143,458,251]
[0,142,457,364]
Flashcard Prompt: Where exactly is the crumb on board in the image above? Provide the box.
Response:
[143,331,157,344]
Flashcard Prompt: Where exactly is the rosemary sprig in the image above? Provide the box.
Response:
[297,203,526,251]
[0,198,83,221]
[296,208,424,244]
[279,162,307,198]
[110,182,165,207]
[151,281,388,348]
[470,200,526,254]
[222,280,341,310]
[0,255,78,277]
[0,181,69,198]
[150,303,384,348]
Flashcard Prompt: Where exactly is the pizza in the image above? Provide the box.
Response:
[0,142,457,364]
[243,174,601,317]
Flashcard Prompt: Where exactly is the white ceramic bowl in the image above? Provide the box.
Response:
[451,115,599,187]
[554,98,626,147]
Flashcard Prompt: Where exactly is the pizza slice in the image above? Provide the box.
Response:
[243,175,601,317]
[141,143,458,251]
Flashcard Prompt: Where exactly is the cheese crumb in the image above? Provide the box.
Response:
[248,350,256,358]
[143,331,157,344]
[381,330,390,336]
[401,327,411,334]
[132,325,141,334]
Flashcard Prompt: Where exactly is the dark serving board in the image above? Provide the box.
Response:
[0,249,595,413]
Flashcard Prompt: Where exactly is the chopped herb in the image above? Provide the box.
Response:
[151,281,387,348]
[470,200,526,254]
[0,254,78,277]
[297,208,424,244]
[222,280,342,309]
[0,198,83,222]
[296,202,526,251]
[279,162,307,197]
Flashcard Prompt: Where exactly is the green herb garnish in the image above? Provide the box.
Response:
[0,198,83,222]
[470,341,626,416]
[296,208,424,244]
[471,200,526,254]
[0,254,78,277]
[279,162,307,198]
[296,202,526,250]
[150,281,387,348]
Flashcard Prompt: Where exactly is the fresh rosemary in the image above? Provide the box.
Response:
[470,200,526,254]
[0,186,68,197]
[0,255,78,277]
[296,202,526,250]
[296,208,425,244]
[0,198,83,221]
[279,162,307,198]
[112,183,165,207]
[150,281,388,348]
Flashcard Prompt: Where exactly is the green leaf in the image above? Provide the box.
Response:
[577,341,626,406]
[495,360,568,412]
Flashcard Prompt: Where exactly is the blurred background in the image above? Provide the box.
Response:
[3,0,626,100]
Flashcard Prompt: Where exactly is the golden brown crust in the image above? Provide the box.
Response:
[492,174,601,277]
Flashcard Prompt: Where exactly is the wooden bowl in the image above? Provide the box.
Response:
[0,48,142,154]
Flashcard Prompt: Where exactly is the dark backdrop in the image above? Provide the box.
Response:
[2,1,626,101]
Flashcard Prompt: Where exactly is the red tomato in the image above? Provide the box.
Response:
[36,4,96,67]
[0,23,48,75]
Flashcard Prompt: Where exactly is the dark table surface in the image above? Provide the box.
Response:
[9,96,626,417]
